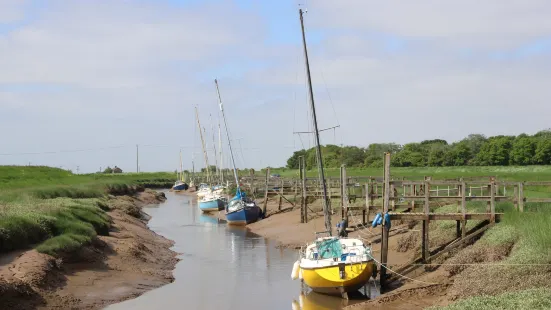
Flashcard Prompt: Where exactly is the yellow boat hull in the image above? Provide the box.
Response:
[301,261,375,296]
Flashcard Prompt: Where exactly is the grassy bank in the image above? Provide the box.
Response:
[0,166,173,255]
[267,165,551,180]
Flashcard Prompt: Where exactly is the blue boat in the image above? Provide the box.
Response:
[214,78,263,226]
[199,196,226,212]
[172,180,189,191]
[225,191,263,225]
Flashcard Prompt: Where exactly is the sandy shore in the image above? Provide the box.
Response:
[0,190,178,310]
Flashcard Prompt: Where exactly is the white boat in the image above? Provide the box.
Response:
[196,183,212,198]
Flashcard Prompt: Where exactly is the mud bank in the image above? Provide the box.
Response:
[247,199,453,309]
[0,190,178,310]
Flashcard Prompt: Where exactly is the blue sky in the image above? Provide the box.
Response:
[1,0,551,173]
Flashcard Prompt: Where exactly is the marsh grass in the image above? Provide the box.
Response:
[430,288,551,310]
[0,166,173,255]
[0,198,110,255]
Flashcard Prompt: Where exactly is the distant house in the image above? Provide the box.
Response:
[113,166,123,174]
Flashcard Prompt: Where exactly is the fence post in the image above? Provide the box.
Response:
[513,184,518,211]
[263,168,270,215]
[519,182,524,212]
[380,153,391,290]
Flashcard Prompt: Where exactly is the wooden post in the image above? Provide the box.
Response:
[519,182,524,212]
[299,160,304,223]
[390,183,395,211]
[340,166,344,220]
[278,179,283,211]
[461,181,466,239]
[263,168,270,215]
[369,182,375,210]
[302,157,308,223]
[513,184,518,211]
[293,179,298,209]
[422,180,430,263]
[486,184,492,213]
[490,181,496,223]
[380,153,391,289]
[342,165,349,223]
[411,184,416,211]
[364,183,369,225]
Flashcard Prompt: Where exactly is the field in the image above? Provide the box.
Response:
[0,166,174,255]
[267,165,551,181]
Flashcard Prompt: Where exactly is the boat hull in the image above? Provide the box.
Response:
[300,261,375,296]
[199,198,225,212]
[226,205,261,225]
[172,183,189,191]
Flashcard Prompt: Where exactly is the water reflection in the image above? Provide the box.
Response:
[292,282,377,310]
[107,191,303,310]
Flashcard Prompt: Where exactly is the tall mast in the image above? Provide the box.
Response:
[195,107,210,183]
[214,79,240,192]
[209,113,219,183]
[299,8,332,235]
[218,122,224,183]
[179,149,183,181]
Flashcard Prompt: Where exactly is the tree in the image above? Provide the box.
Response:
[364,143,401,167]
[427,144,449,166]
[535,138,551,164]
[475,136,514,166]
[342,146,365,167]
[509,134,536,165]
[286,149,307,169]
[443,142,472,166]
[103,166,113,174]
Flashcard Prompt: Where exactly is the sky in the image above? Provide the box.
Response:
[1,0,550,173]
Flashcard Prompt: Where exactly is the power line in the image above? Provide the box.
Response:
[0,145,128,156]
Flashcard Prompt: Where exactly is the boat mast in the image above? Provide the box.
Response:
[299,8,332,235]
[214,79,240,193]
[195,107,210,183]
[179,149,183,181]
[209,113,219,183]
[218,122,224,183]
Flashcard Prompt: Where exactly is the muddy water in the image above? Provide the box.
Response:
[106,191,375,310]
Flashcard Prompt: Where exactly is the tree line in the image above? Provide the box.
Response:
[286,129,551,169]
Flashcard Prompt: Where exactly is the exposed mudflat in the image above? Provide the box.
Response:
[0,191,178,310]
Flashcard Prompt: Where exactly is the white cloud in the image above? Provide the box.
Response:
[309,0,551,49]
[0,0,26,23]
[0,1,550,172]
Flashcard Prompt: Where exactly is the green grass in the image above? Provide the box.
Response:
[429,288,551,310]
[0,166,174,256]
[267,165,551,181]
[0,198,110,255]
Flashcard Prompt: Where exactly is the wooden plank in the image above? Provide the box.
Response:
[526,198,551,203]
[388,212,503,221]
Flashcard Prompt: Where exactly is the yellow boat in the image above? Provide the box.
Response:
[292,237,376,298]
